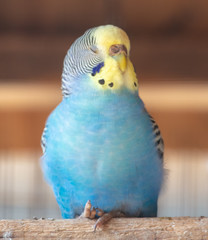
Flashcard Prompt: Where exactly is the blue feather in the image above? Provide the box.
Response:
[41,78,163,218]
[92,62,104,76]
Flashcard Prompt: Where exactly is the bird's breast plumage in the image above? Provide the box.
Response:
[42,86,163,218]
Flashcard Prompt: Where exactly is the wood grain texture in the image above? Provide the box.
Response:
[0,218,207,240]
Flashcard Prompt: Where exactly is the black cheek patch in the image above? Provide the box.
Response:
[98,79,105,85]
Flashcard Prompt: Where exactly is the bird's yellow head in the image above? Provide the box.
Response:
[62,25,138,96]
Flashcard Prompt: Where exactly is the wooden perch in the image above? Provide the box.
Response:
[0,217,207,239]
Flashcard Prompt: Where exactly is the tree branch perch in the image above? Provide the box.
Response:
[0,217,207,239]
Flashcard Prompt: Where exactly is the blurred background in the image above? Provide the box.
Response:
[0,0,208,219]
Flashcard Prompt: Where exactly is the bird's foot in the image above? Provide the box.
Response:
[80,200,104,219]
[80,200,125,231]
[94,210,125,232]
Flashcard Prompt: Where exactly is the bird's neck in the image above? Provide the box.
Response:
[62,80,145,117]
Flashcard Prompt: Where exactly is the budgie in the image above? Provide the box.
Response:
[41,25,164,229]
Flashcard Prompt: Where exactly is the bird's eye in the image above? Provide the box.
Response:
[90,45,98,54]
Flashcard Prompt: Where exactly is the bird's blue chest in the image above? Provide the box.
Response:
[43,89,162,217]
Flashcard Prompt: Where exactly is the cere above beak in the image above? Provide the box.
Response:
[109,44,127,56]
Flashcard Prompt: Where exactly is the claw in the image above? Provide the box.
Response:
[83,200,92,218]
[96,208,104,217]
[81,200,98,219]
[94,211,125,231]
[89,207,96,219]
[94,212,112,231]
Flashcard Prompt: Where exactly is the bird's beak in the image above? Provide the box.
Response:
[115,53,127,73]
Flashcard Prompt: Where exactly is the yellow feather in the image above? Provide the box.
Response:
[94,25,130,57]
[90,25,138,93]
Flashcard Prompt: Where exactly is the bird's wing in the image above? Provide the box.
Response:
[148,114,164,161]
[41,124,48,154]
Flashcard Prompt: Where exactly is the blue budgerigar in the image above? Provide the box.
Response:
[41,25,164,228]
